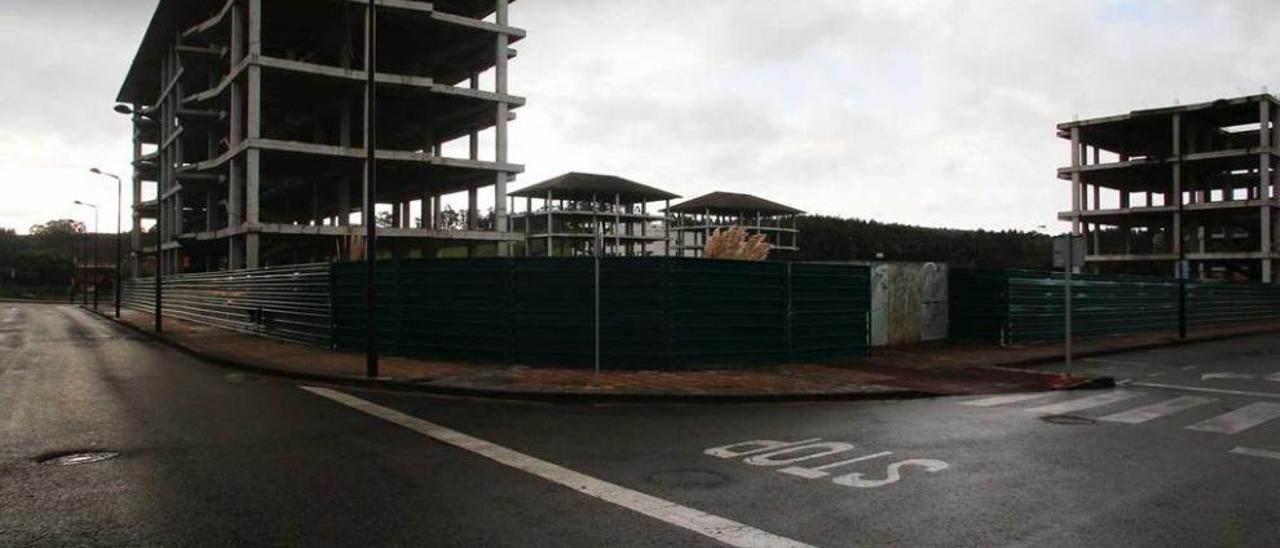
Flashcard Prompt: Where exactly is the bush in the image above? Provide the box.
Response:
[13,250,74,287]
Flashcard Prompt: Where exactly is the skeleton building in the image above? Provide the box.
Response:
[116,0,524,275]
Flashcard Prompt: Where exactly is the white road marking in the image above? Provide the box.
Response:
[1230,447,1280,461]
[1201,372,1256,381]
[1024,391,1141,415]
[1129,382,1280,399]
[1266,372,1280,383]
[1096,396,1216,424]
[960,393,1055,407]
[778,451,893,480]
[1186,403,1280,435]
[1084,358,1158,367]
[302,387,813,548]
[1180,365,1197,371]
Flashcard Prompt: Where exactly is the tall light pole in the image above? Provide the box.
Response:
[73,201,99,310]
[113,103,161,333]
[364,0,380,378]
[90,168,123,318]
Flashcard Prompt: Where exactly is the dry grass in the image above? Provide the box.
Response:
[704,226,771,261]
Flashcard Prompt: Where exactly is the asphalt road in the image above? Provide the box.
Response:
[2,303,1278,547]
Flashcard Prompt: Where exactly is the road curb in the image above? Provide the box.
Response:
[83,307,942,404]
[994,325,1280,370]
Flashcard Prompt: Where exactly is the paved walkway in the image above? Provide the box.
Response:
[95,307,1279,400]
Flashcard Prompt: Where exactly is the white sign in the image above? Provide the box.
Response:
[705,438,949,490]
[1053,235,1086,269]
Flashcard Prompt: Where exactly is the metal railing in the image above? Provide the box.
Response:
[121,263,331,347]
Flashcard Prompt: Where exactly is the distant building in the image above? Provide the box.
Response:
[508,173,680,257]
[669,192,803,257]
[1057,94,1279,281]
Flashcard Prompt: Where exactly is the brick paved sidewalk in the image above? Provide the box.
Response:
[96,307,1278,400]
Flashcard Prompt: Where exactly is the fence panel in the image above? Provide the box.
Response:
[791,263,871,361]
[1005,271,1178,343]
[331,257,870,369]
[667,259,788,367]
[121,263,331,346]
[1189,281,1280,327]
[950,268,1280,344]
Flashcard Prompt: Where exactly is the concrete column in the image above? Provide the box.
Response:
[427,185,437,227]
[1070,127,1082,235]
[467,187,479,230]
[666,202,673,257]
[493,0,510,254]
[614,193,621,254]
[545,190,553,257]
[432,194,441,230]
[337,178,350,227]
[1261,99,1273,282]
[244,0,262,269]
[1172,114,1183,272]
[130,109,143,278]
[226,1,244,269]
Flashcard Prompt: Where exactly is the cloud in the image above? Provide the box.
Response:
[3,0,1278,234]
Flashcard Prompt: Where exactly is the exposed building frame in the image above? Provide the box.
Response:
[1057,94,1279,282]
[669,192,803,258]
[116,0,525,275]
[507,173,679,257]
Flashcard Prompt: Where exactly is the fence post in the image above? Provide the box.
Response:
[784,262,793,363]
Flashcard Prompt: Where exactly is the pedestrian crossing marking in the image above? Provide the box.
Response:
[1186,402,1280,435]
[961,389,1280,436]
[1095,396,1215,424]
[1024,391,1141,416]
[961,393,1055,407]
[1230,447,1280,461]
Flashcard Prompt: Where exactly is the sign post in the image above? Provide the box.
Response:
[1053,235,1085,370]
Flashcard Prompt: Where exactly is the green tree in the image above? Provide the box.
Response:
[13,250,74,287]
[28,218,85,260]
[0,227,21,268]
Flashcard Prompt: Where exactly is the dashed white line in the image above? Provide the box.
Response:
[301,386,814,548]
[1083,358,1159,367]
[1129,382,1280,399]
[1186,402,1280,435]
[961,393,1055,407]
[1097,396,1216,424]
[1024,391,1141,416]
[1230,447,1280,461]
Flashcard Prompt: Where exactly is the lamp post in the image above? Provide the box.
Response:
[364,0,380,378]
[73,201,99,310]
[90,168,123,318]
[113,103,161,332]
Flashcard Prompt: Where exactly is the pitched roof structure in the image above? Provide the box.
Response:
[508,172,680,203]
[669,191,804,215]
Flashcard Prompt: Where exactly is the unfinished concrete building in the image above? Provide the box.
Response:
[669,192,802,258]
[508,173,679,257]
[116,0,524,275]
[1058,94,1279,282]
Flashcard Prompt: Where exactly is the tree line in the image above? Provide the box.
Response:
[791,215,1054,270]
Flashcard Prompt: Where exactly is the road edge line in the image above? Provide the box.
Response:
[300,386,816,548]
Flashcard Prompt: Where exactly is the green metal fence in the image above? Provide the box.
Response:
[331,257,870,369]
[1188,280,1280,328]
[952,268,1280,344]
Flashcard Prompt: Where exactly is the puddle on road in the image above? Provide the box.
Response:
[645,469,730,489]
[1040,415,1096,426]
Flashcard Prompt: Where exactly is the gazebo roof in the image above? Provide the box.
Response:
[669,191,804,215]
[509,172,680,203]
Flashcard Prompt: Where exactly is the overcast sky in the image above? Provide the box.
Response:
[2,0,1278,234]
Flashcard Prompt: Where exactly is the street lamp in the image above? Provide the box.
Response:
[73,200,99,310]
[113,103,160,333]
[90,168,123,318]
